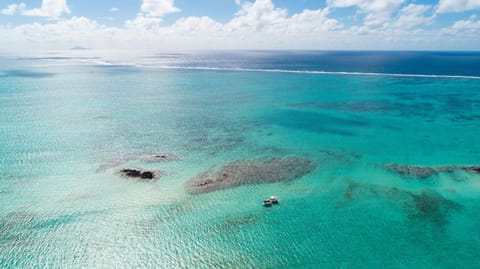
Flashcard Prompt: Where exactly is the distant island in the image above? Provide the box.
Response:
[70,46,92,51]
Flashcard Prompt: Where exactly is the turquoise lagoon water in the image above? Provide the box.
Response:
[1,51,480,268]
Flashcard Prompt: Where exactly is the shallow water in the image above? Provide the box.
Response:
[1,52,480,268]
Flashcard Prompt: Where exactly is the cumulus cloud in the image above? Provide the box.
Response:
[328,0,405,27]
[0,16,111,54]
[442,15,480,34]
[110,7,119,12]
[14,16,101,39]
[437,0,480,13]
[392,4,433,29]
[290,9,343,32]
[227,0,287,31]
[124,14,162,30]
[226,0,341,34]
[21,0,70,19]
[0,0,346,51]
[173,16,222,33]
[0,0,478,52]
[1,0,69,18]
[1,3,26,15]
[126,0,181,33]
[141,0,180,17]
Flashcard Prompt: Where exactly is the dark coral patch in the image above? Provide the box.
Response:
[187,157,316,194]
[382,164,480,179]
[343,182,461,226]
[382,164,440,179]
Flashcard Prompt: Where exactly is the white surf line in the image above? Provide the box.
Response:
[139,65,480,80]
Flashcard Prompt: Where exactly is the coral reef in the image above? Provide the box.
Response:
[187,157,316,194]
[382,164,480,179]
[343,181,461,225]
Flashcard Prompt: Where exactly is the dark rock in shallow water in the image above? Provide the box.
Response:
[382,164,480,179]
[119,168,159,181]
[460,166,480,174]
[140,153,179,162]
[187,157,317,194]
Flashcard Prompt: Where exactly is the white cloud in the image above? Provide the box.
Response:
[437,0,480,13]
[125,14,162,30]
[141,0,180,17]
[0,0,345,51]
[0,0,479,53]
[2,17,107,50]
[225,0,341,34]
[227,0,288,31]
[21,0,70,19]
[442,15,480,34]
[290,9,342,32]
[202,0,344,50]
[173,16,222,33]
[348,4,434,44]
[392,4,433,29]
[1,3,26,15]
[110,7,119,12]
[328,0,405,27]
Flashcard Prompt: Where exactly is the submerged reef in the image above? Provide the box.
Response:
[291,100,392,113]
[222,213,259,229]
[382,164,440,179]
[344,182,461,225]
[382,164,480,179]
[290,98,480,123]
[187,157,317,194]
[119,168,160,181]
[408,190,461,224]
[317,149,361,165]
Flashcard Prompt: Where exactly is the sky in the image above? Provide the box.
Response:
[0,0,479,53]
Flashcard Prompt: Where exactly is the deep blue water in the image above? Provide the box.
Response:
[140,50,480,76]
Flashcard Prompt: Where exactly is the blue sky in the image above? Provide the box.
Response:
[0,0,479,52]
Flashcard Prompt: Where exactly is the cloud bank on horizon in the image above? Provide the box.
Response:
[0,0,479,53]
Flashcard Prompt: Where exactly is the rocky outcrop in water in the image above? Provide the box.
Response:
[187,157,317,194]
[462,166,480,174]
[119,168,159,181]
[382,164,480,179]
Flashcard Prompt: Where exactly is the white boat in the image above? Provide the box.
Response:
[263,199,273,207]
[263,196,279,207]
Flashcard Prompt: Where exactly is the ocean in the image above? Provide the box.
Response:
[1,51,480,268]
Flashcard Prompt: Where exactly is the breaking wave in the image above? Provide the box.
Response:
[139,65,480,80]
